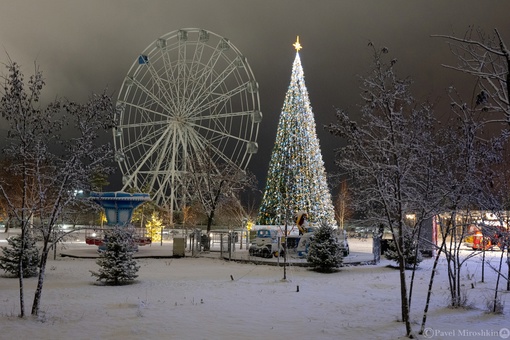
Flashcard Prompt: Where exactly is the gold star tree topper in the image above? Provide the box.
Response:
[293,36,302,51]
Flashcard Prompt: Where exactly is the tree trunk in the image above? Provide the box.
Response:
[397,232,413,336]
[408,219,424,310]
[507,250,510,291]
[398,264,413,337]
[31,245,49,316]
[207,210,214,234]
[390,217,413,337]
[4,216,11,233]
[482,247,486,283]
[17,229,25,317]
[204,211,214,251]
[492,249,505,313]
[420,240,446,334]
[455,236,462,306]
[204,180,225,250]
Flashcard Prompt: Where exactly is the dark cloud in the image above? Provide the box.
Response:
[1,0,509,192]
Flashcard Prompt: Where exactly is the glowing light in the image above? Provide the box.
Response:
[293,36,302,52]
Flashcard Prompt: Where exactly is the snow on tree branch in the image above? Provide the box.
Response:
[433,27,510,122]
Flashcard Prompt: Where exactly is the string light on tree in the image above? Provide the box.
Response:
[257,37,336,226]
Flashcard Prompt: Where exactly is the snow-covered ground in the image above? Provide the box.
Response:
[0,231,509,340]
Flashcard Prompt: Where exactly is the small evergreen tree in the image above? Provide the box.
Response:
[307,223,343,272]
[384,230,423,269]
[0,234,39,278]
[90,228,140,285]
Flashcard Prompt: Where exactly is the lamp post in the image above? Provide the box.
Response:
[283,209,288,281]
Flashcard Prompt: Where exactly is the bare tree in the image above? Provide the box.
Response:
[0,158,24,233]
[328,44,440,338]
[434,26,510,293]
[334,179,352,231]
[0,60,116,317]
[427,25,510,306]
[490,153,510,292]
[420,28,510,331]
[432,27,509,122]
[215,196,248,230]
[181,203,202,228]
[185,148,256,250]
[0,203,6,230]
[471,153,510,312]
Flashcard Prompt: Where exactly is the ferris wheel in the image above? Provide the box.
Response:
[114,28,261,214]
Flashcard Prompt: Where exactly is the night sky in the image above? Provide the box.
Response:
[1,0,509,196]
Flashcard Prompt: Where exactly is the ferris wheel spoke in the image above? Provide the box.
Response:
[189,114,243,139]
[145,62,177,113]
[120,131,166,156]
[119,121,168,131]
[189,110,253,122]
[184,40,234,112]
[188,39,225,92]
[164,49,183,112]
[205,93,240,125]
[167,129,185,201]
[192,83,249,116]
[182,37,207,103]
[190,61,240,115]
[187,125,244,166]
[176,38,189,108]
[123,127,171,171]
[160,46,181,111]
[147,124,175,191]
[178,56,221,115]
[123,102,170,121]
[204,139,240,169]
[120,123,168,155]
[186,130,233,168]
[130,77,174,115]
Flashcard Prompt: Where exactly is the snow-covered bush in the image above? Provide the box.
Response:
[307,223,343,272]
[384,230,422,269]
[90,228,140,285]
[485,295,505,314]
[0,234,39,278]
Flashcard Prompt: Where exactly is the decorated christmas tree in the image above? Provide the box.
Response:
[257,37,336,226]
